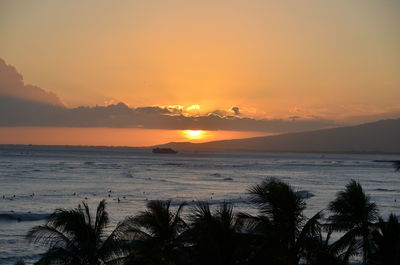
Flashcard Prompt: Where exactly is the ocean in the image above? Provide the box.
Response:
[0,145,399,264]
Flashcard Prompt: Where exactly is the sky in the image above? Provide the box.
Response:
[0,0,399,146]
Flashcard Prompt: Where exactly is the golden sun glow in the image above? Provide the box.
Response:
[183,130,204,139]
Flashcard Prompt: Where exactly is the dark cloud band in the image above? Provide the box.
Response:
[0,95,336,132]
[0,58,336,132]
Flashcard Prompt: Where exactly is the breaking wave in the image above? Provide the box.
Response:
[0,212,49,222]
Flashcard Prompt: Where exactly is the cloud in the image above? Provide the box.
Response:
[0,95,337,133]
[231,106,240,115]
[288,116,301,121]
[135,106,171,115]
[208,106,241,118]
[0,59,64,106]
[186,105,201,111]
[164,105,184,115]
[210,109,229,117]
[0,57,338,133]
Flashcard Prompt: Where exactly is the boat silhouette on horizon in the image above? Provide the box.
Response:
[152,147,178,154]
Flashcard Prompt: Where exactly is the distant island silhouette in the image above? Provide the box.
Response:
[155,118,400,153]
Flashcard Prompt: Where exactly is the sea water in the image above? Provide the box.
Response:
[0,145,399,264]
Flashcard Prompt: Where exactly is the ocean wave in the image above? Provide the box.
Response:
[0,212,49,222]
[209,197,249,205]
[162,162,184,166]
[231,164,257,168]
[374,188,397,192]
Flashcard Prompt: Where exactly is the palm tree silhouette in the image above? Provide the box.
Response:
[242,178,323,265]
[186,201,246,265]
[328,180,378,265]
[303,225,352,265]
[27,200,126,265]
[369,214,400,265]
[118,200,187,265]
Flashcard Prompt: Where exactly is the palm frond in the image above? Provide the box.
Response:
[132,200,175,239]
[46,208,88,242]
[236,212,264,233]
[95,199,109,236]
[191,201,212,222]
[328,179,378,230]
[113,216,152,241]
[330,228,362,254]
[339,239,360,265]
[34,247,75,265]
[103,255,129,265]
[296,210,324,252]
[27,200,125,265]
[81,201,92,228]
[99,223,131,263]
[248,178,306,226]
[26,225,78,252]
[171,201,187,234]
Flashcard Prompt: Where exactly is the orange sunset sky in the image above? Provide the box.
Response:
[0,0,399,146]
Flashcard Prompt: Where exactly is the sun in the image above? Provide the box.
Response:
[183,130,204,139]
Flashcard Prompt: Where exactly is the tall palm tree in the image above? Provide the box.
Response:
[328,180,378,265]
[369,214,400,265]
[118,200,187,265]
[242,178,323,265]
[27,200,126,265]
[187,201,247,265]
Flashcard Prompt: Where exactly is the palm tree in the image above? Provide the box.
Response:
[369,214,400,265]
[242,178,324,265]
[328,180,378,265]
[186,201,247,265]
[118,200,187,265]
[27,200,126,265]
[303,226,353,265]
